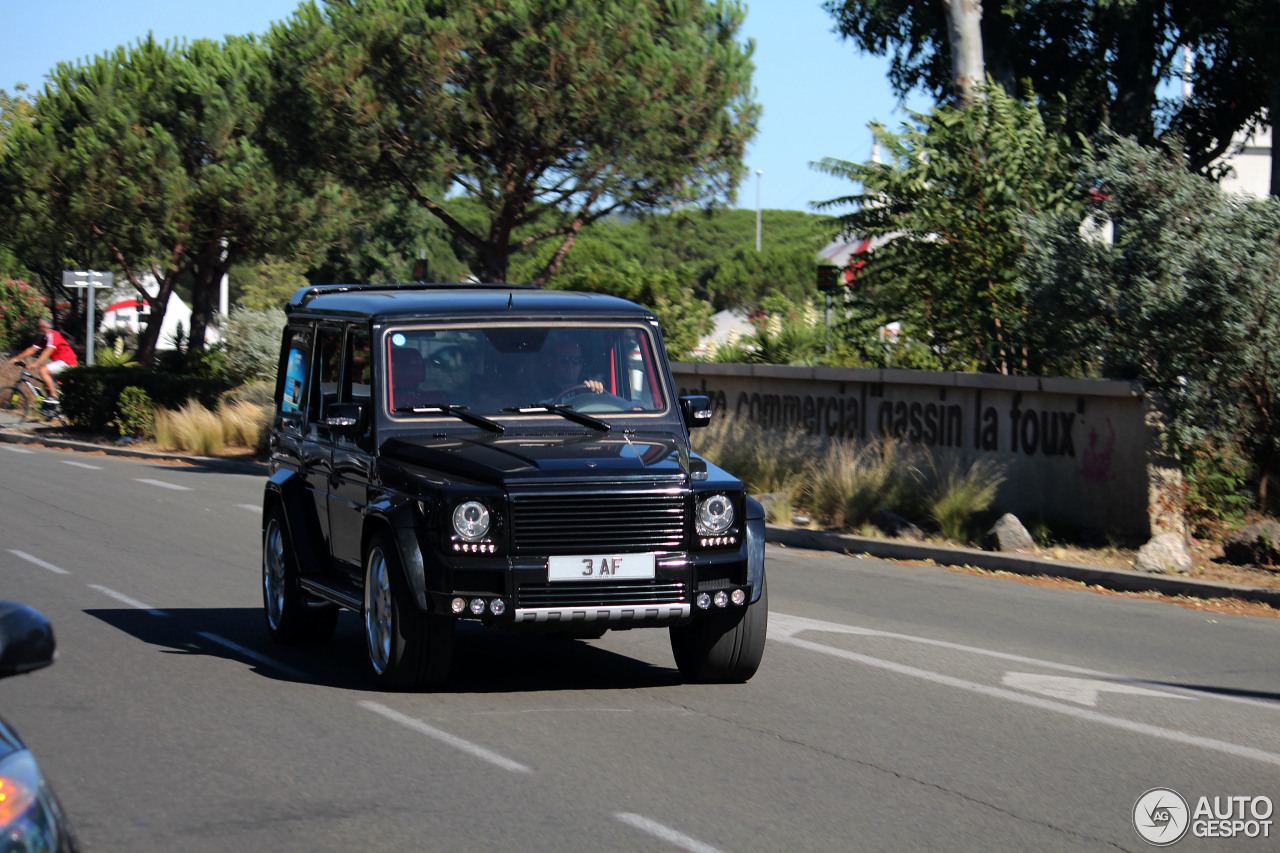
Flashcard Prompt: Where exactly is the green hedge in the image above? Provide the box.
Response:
[60,366,224,432]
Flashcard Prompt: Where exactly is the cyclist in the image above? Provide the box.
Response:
[7,318,77,413]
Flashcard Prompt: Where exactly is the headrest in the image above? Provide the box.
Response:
[390,347,425,387]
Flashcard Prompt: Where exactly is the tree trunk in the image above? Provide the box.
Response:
[945,0,986,108]
[133,271,177,367]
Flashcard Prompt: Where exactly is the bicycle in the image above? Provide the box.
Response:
[1,362,64,423]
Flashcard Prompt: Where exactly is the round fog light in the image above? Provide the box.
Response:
[713,591,729,608]
[470,598,486,615]
[731,588,746,606]
[489,599,506,616]
[696,592,712,610]
[451,597,467,614]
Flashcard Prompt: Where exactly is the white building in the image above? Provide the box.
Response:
[1217,125,1272,198]
[101,275,220,349]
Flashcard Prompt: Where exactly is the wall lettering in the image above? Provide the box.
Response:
[678,379,1079,458]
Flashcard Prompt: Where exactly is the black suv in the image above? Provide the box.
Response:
[262,284,766,688]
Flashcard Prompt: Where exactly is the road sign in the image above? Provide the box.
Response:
[62,270,115,366]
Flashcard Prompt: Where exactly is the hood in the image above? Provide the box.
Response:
[381,430,697,485]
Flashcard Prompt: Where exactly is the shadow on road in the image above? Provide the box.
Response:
[1135,678,1280,704]
[83,606,682,694]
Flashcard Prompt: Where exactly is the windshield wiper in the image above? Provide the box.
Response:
[503,403,611,431]
[392,404,504,433]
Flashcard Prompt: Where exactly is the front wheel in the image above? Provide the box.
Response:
[364,532,453,690]
[670,575,768,683]
[0,384,31,421]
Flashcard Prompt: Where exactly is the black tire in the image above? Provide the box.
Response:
[670,575,768,683]
[262,505,338,644]
[363,531,453,690]
[1,384,31,421]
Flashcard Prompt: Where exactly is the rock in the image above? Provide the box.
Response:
[982,513,1036,553]
[874,508,923,540]
[1222,519,1280,567]
[1133,532,1192,574]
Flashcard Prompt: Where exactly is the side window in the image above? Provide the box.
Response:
[344,328,372,408]
[309,327,343,421]
[277,325,311,417]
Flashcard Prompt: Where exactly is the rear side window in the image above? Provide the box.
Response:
[277,325,311,416]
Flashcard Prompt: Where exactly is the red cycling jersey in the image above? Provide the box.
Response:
[38,329,78,366]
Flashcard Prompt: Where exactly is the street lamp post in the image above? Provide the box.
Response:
[755,169,763,252]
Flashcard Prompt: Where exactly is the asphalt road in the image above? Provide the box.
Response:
[3,441,1279,852]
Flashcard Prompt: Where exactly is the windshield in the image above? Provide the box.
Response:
[383,322,669,418]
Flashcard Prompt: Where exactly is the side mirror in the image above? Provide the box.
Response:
[679,395,713,430]
[324,402,367,436]
[0,601,56,679]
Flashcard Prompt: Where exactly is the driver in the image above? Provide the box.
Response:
[535,339,603,401]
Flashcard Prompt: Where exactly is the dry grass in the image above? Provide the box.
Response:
[154,400,269,455]
[694,415,1005,539]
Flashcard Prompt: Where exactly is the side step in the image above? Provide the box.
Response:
[300,578,362,612]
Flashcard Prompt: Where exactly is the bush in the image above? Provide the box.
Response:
[922,457,1006,543]
[1182,438,1253,538]
[60,366,223,432]
[805,438,925,530]
[221,307,285,385]
[107,386,155,439]
[0,279,48,352]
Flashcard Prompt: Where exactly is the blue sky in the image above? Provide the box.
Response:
[1,0,930,214]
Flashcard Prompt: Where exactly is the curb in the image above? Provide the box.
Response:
[765,525,1280,610]
[0,425,269,475]
[6,422,1277,609]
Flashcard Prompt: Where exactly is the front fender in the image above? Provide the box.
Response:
[746,518,766,604]
[365,496,433,613]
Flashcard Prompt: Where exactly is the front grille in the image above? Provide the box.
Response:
[517,580,687,609]
[509,489,687,555]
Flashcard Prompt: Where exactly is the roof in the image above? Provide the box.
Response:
[285,283,658,323]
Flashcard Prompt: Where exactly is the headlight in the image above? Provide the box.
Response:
[452,501,491,541]
[0,750,66,851]
[696,494,735,536]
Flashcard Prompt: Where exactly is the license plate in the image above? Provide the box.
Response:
[547,553,655,582]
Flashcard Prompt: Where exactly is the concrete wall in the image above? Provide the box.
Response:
[672,362,1179,542]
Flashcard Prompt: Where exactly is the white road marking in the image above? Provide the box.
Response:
[771,614,1280,768]
[1,444,34,453]
[197,632,309,681]
[359,701,533,774]
[87,584,168,617]
[60,459,103,470]
[8,549,70,575]
[237,503,259,512]
[134,478,192,491]
[773,612,1278,711]
[1001,672,1195,707]
[774,613,1114,677]
[614,813,727,853]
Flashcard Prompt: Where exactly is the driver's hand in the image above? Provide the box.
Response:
[584,380,604,394]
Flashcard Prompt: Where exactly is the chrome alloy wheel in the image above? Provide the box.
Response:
[264,517,287,632]
[365,547,393,675]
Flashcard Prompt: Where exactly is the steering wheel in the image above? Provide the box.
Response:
[551,383,598,405]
